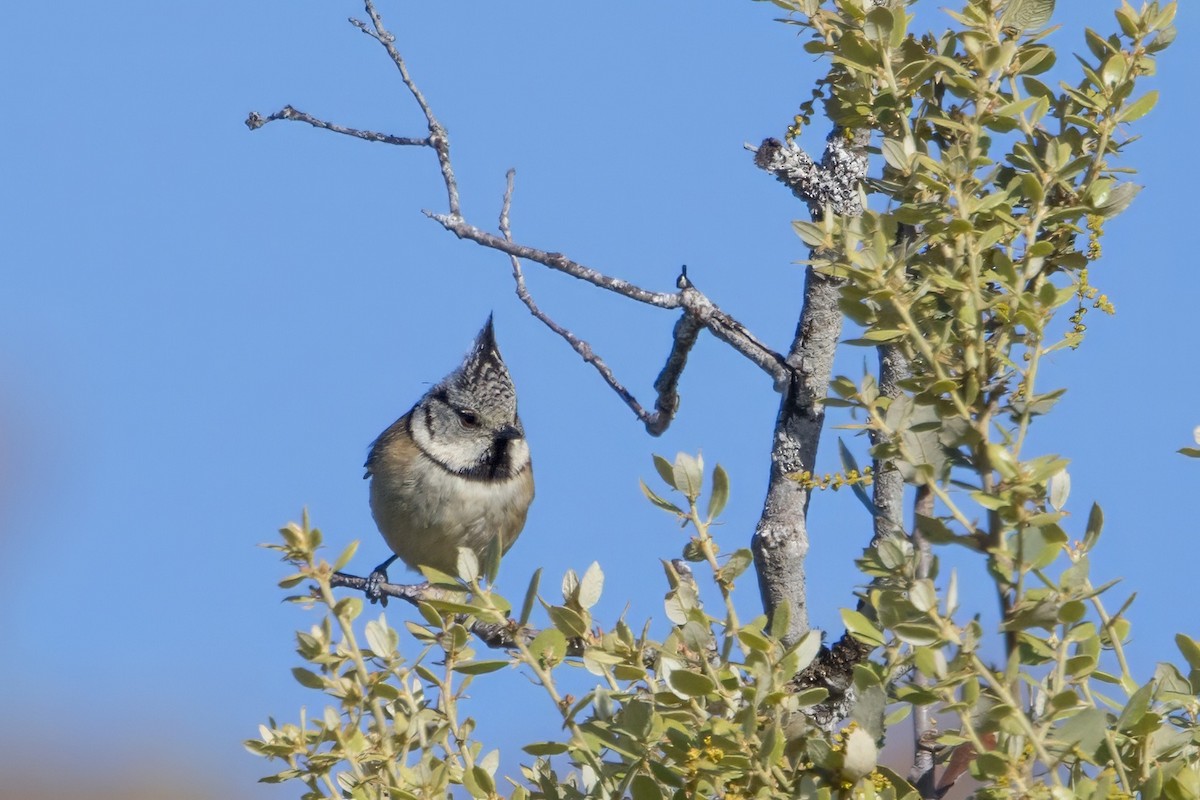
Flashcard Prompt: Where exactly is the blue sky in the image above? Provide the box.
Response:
[1,1,1195,795]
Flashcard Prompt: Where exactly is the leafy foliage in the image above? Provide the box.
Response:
[253,464,926,799]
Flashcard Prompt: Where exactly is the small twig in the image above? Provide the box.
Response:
[244,105,430,147]
[499,170,686,435]
[330,571,551,652]
[356,1,460,216]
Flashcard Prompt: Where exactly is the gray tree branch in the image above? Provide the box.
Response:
[750,129,870,647]
[245,105,431,147]
[872,344,909,545]
[247,0,791,441]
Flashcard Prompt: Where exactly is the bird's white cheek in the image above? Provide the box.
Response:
[508,439,531,468]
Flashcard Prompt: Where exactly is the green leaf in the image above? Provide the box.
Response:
[333,596,363,622]
[793,687,830,707]
[522,741,569,756]
[1116,680,1154,733]
[331,540,359,573]
[455,547,480,583]
[667,669,716,697]
[838,438,875,516]
[908,579,937,613]
[673,452,704,501]
[1051,707,1108,756]
[578,561,604,610]
[277,572,307,589]
[707,464,730,521]
[841,608,885,648]
[291,667,325,689]
[769,600,792,641]
[529,628,568,667]
[519,568,541,626]
[640,479,684,516]
[862,7,894,44]
[791,629,823,673]
[652,454,677,489]
[717,548,753,586]
[1119,90,1159,122]
[561,568,579,602]
[1083,503,1104,551]
[915,514,970,546]
[462,765,492,799]
[454,659,510,675]
[793,220,828,248]
[630,774,664,800]
[1000,0,1056,31]
[364,614,396,656]
[546,604,589,638]
[1176,633,1200,670]
[880,137,912,172]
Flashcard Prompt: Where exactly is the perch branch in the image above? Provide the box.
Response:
[329,571,550,652]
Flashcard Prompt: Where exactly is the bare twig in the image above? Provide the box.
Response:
[498,170,678,434]
[354,1,460,215]
[244,105,430,147]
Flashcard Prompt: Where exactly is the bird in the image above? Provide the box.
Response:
[362,315,533,599]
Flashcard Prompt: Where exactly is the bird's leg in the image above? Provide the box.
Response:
[366,554,399,605]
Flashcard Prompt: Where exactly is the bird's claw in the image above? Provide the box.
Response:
[365,568,390,606]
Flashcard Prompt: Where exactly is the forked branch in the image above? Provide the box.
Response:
[246,0,790,438]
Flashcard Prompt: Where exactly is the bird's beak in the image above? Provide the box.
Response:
[494,424,523,442]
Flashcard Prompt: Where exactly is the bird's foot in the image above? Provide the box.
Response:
[365,555,399,606]
[365,569,389,605]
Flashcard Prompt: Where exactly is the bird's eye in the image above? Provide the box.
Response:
[457,410,480,428]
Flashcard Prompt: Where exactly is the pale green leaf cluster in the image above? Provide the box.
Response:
[251,468,930,799]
